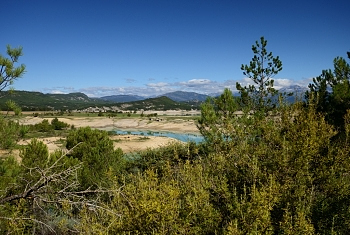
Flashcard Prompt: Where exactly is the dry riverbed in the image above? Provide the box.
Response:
[16,116,199,154]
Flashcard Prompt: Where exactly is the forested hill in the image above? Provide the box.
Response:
[159,91,209,102]
[117,96,195,111]
[0,91,199,111]
[0,90,110,111]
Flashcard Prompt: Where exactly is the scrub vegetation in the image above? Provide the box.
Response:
[1,42,350,234]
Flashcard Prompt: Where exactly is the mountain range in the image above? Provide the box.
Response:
[99,91,210,103]
[100,94,144,103]
[0,85,308,111]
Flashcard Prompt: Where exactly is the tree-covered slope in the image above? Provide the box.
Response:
[0,91,200,111]
[118,96,196,111]
[0,91,110,111]
[160,91,209,102]
[100,94,145,103]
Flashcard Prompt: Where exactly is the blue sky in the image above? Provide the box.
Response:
[2,0,349,97]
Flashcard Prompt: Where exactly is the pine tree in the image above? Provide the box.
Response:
[0,45,26,93]
[237,37,282,111]
[306,53,350,131]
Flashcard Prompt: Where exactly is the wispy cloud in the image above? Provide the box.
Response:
[147,82,169,88]
[126,78,136,83]
[178,79,221,94]
[42,86,76,94]
[39,78,311,97]
[49,90,65,94]
[274,79,293,89]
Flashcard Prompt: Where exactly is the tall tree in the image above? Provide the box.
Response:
[236,37,282,111]
[197,88,240,152]
[0,45,26,93]
[306,53,350,131]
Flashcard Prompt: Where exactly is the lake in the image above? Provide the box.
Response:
[114,130,204,143]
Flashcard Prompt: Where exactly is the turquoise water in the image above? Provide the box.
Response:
[114,130,204,143]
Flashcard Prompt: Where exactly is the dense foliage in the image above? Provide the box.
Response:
[0,45,26,92]
[65,127,125,189]
[1,43,350,234]
[0,116,28,149]
[306,52,350,134]
[2,92,350,233]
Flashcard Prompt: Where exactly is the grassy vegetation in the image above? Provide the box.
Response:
[2,98,350,234]
[2,41,350,234]
[20,109,200,122]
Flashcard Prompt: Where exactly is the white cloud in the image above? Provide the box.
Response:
[176,79,223,94]
[184,79,211,85]
[295,77,313,87]
[146,82,169,88]
[39,78,310,97]
[236,77,254,87]
[126,78,136,83]
[274,79,293,89]
[49,90,65,94]
[42,86,76,94]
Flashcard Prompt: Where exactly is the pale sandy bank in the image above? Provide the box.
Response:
[19,116,200,134]
[16,116,198,153]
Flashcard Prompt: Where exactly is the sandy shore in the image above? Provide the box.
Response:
[110,135,181,153]
[19,116,200,134]
[17,116,199,153]
[16,135,180,154]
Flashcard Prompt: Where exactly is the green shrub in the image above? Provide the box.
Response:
[66,127,125,188]
[0,117,21,149]
[34,119,52,132]
[21,138,49,169]
[51,117,68,130]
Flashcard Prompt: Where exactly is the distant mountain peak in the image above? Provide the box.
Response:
[279,85,308,94]
[100,94,144,103]
[160,91,208,102]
